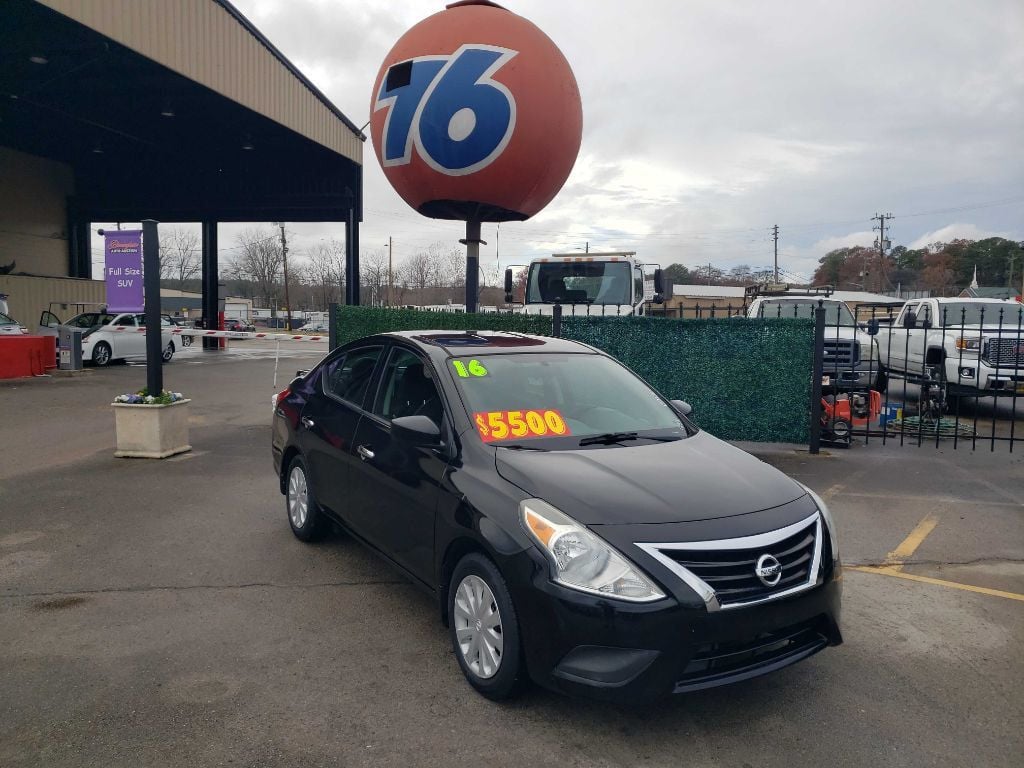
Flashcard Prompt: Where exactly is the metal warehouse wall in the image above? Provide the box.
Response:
[0,147,75,278]
[38,0,363,165]
[0,274,106,328]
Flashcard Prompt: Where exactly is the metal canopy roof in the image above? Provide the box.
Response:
[0,0,363,223]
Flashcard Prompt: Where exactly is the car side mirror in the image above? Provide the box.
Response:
[670,399,693,417]
[504,268,514,303]
[653,268,665,295]
[295,369,309,378]
[865,319,880,336]
[391,415,443,447]
[902,310,917,329]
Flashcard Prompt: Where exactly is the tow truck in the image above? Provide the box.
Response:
[503,252,665,316]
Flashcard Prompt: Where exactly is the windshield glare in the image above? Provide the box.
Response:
[526,262,631,305]
[937,302,1024,327]
[757,299,856,326]
[449,353,686,445]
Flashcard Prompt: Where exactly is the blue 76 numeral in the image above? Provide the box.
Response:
[376,46,516,174]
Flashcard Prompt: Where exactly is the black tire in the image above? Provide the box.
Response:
[874,365,888,393]
[162,341,175,362]
[182,335,193,347]
[285,456,330,542]
[92,341,112,366]
[447,553,525,701]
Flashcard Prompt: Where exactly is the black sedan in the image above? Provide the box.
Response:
[272,331,842,703]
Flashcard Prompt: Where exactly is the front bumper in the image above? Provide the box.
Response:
[824,362,878,391]
[505,547,842,705]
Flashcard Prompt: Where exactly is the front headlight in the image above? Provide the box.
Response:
[800,484,840,560]
[954,336,981,351]
[521,499,665,602]
[858,338,876,363]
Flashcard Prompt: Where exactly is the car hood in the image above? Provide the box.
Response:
[494,431,806,525]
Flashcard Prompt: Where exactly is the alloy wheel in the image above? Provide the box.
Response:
[287,466,308,528]
[453,574,503,679]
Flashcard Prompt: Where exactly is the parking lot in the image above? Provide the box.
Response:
[1,346,1022,768]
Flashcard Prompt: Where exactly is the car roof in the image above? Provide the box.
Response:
[363,330,597,360]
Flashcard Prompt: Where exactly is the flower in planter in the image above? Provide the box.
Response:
[114,388,186,405]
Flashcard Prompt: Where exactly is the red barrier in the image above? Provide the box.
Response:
[0,335,57,379]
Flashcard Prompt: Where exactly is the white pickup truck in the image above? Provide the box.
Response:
[873,297,1024,402]
[746,286,884,392]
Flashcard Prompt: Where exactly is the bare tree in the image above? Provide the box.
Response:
[360,248,389,306]
[227,227,282,309]
[159,226,201,288]
[305,239,346,310]
[401,249,439,293]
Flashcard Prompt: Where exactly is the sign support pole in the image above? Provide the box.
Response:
[461,220,486,313]
[142,219,163,396]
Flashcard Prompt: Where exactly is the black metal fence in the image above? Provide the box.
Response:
[804,300,1023,452]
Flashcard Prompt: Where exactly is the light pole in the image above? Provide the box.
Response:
[385,237,393,306]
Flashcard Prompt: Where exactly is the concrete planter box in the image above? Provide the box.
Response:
[112,399,192,458]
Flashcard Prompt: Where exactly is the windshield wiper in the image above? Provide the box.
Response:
[500,444,548,451]
[578,432,682,446]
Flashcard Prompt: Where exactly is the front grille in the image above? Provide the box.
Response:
[674,618,829,693]
[823,339,856,366]
[985,337,1024,367]
[650,515,820,609]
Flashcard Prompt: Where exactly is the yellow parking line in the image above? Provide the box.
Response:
[885,514,939,571]
[847,565,1024,603]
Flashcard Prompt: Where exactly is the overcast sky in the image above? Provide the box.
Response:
[96,0,1024,281]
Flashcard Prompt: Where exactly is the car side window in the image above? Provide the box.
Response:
[114,315,136,327]
[373,348,445,426]
[918,303,932,327]
[322,346,382,407]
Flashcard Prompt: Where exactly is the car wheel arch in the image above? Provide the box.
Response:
[279,446,302,493]
[438,537,491,626]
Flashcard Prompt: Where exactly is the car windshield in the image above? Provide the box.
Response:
[526,262,632,305]
[0,312,17,325]
[448,352,687,446]
[66,312,117,328]
[756,299,856,326]
[936,302,1024,327]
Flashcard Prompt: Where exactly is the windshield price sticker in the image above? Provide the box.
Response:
[474,409,570,442]
[452,359,489,378]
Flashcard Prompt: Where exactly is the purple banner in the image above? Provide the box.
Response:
[104,230,144,312]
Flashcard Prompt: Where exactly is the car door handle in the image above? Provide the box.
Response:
[357,445,375,462]
[301,416,315,429]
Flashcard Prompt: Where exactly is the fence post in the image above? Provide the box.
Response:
[809,300,826,454]
[552,303,563,338]
[328,302,338,350]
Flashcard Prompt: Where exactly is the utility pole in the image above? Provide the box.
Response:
[585,241,589,254]
[772,224,779,283]
[871,212,893,293]
[387,236,393,307]
[707,262,712,286]
[277,222,293,331]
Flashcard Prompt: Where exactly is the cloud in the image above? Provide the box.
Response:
[908,223,1009,250]
[220,0,1024,279]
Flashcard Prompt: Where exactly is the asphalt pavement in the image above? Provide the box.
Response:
[1,345,1021,767]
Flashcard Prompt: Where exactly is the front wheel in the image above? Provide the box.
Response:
[873,365,888,393]
[448,553,524,700]
[92,341,112,366]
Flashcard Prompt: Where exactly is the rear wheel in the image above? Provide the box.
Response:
[448,553,524,700]
[286,456,329,542]
[92,341,112,366]
[162,341,175,362]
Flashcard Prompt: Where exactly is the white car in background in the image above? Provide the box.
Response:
[0,311,28,335]
[59,311,177,366]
